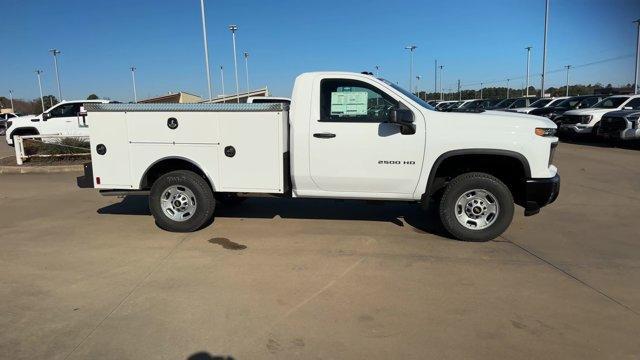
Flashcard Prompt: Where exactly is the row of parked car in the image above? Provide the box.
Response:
[427,94,640,143]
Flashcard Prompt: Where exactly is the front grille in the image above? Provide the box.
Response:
[559,115,582,125]
[599,117,628,133]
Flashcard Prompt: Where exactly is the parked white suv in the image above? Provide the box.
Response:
[557,95,640,136]
[512,97,569,114]
[5,99,111,146]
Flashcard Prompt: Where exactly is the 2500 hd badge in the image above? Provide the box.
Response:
[378,160,416,165]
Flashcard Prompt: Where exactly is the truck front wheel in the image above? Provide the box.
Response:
[149,170,215,232]
[439,172,514,242]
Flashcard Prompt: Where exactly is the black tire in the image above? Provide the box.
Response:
[591,123,601,141]
[214,192,246,207]
[149,170,215,232]
[439,172,514,242]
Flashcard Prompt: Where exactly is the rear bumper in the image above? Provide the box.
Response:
[76,162,94,188]
[523,173,560,216]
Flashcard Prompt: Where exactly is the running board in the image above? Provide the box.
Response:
[99,190,150,197]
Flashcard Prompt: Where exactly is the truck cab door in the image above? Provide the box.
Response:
[41,102,82,135]
[308,77,425,196]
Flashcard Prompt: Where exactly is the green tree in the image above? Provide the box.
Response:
[87,94,99,100]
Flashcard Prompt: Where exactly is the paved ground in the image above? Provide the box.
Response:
[1,141,639,359]
[0,139,14,158]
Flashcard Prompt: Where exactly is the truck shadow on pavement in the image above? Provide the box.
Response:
[97,195,452,239]
[187,352,234,360]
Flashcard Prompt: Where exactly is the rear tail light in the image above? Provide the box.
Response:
[96,177,101,185]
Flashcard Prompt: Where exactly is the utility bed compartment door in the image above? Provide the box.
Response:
[217,111,286,193]
[127,112,220,144]
[89,112,131,188]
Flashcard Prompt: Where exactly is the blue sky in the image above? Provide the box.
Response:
[2,0,639,102]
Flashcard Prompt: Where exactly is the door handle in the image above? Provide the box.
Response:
[313,132,336,139]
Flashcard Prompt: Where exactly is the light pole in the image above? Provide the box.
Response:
[434,59,438,94]
[36,70,45,112]
[457,79,461,100]
[634,19,640,94]
[220,65,225,97]
[49,49,62,100]
[439,65,444,100]
[540,0,550,98]
[480,82,484,100]
[9,90,14,110]
[405,45,417,91]
[564,65,572,96]
[243,51,250,92]
[415,75,421,95]
[506,78,510,99]
[229,24,240,103]
[199,0,213,101]
[130,66,138,103]
[525,46,532,97]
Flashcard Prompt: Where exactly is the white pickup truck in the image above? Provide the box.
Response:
[4,99,111,146]
[557,95,640,136]
[77,72,560,242]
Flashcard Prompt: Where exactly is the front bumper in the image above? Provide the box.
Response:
[621,128,640,140]
[559,124,593,135]
[523,173,560,216]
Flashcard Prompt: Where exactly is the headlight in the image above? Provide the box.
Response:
[535,127,557,137]
[580,115,593,124]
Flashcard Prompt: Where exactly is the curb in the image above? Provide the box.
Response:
[0,157,84,174]
[0,165,84,174]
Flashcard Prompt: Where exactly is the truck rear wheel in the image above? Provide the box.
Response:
[439,172,514,242]
[149,170,215,232]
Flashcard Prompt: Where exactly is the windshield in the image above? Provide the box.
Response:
[493,98,517,108]
[556,97,580,108]
[460,100,480,109]
[381,79,435,110]
[593,97,629,109]
[529,98,553,108]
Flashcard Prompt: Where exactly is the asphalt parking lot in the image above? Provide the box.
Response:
[1,140,639,359]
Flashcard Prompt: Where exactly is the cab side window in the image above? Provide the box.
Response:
[624,98,640,110]
[581,97,599,108]
[320,79,398,122]
[48,103,81,119]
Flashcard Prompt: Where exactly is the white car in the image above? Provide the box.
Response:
[512,97,569,114]
[1,112,21,135]
[5,99,112,146]
[78,71,559,242]
[558,95,640,135]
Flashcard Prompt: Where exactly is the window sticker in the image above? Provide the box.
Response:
[331,91,368,116]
